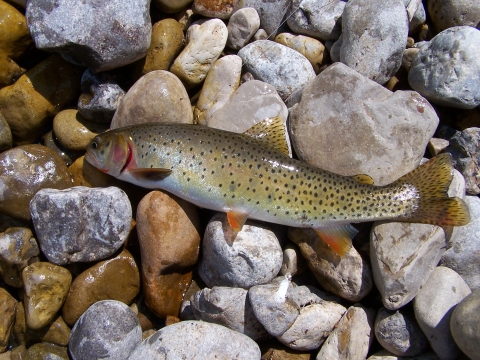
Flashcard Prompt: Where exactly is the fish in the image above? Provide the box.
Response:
[85,117,470,256]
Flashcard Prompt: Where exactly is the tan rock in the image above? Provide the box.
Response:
[260,340,311,360]
[136,191,201,317]
[275,33,326,74]
[62,249,140,326]
[25,315,71,347]
[152,0,192,13]
[0,54,25,89]
[0,287,17,352]
[10,345,28,359]
[69,155,118,188]
[22,262,72,330]
[27,342,69,360]
[12,301,26,346]
[0,111,12,152]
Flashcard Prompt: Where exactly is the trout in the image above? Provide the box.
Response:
[85,118,470,256]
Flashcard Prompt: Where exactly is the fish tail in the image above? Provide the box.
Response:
[396,153,470,226]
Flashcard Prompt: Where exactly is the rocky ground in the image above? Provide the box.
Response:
[1,0,480,359]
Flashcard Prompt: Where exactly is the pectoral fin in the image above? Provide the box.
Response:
[127,168,172,181]
[313,224,358,257]
[226,210,249,233]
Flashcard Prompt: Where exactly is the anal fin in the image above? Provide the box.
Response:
[227,210,249,233]
[313,224,358,257]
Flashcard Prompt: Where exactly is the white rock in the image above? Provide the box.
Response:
[227,8,260,50]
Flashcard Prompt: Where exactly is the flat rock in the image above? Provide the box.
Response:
[69,300,142,360]
[26,0,151,72]
[289,62,439,186]
[0,288,17,353]
[128,320,261,359]
[30,186,132,265]
[226,7,260,50]
[427,0,480,32]
[408,26,480,109]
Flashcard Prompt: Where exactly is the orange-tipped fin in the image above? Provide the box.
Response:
[227,210,249,233]
[314,224,358,257]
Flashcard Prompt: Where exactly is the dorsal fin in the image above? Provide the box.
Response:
[242,117,290,156]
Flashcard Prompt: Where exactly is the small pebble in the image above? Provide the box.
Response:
[153,0,192,13]
[428,138,449,156]
[226,7,260,50]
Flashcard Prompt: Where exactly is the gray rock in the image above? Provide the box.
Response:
[427,0,480,32]
[30,186,132,265]
[26,0,151,72]
[234,0,290,37]
[287,0,345,41]
[190,286,268,340]
[198,213,283,289]
[0,227,39,288]
[367,350,441,359]
[450,289,480,360]
[440,196,480,290]
[375,307,429,356]
[69,300,142,360]
[413,266,471,360]
[289,62,439,186]
[404,0,426,34]
[128,320,261,359]
[0,112,12,153]
[77,69,125,123]
[339,0,408,84]
[408,27,480,109]
[237,40,316,100]
[227,8,260,50]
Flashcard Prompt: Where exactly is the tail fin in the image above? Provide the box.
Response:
[397,153,470,226]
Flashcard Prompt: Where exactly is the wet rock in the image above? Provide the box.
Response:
[238,40,316,100]
[427,0,480,32]
[0,144,73,222]
[226,7,260,50]
[69,300,142,360]
[193,0,239,19]
[317,304,376,359]
[199,213,283,289]
[0,113,12,152]
[77,69,126,123]
[27,343,69,360]
[62,249,140,327]
[30,186,132,265]
[339,0,408,84]
[111,70,193,129]
[0,227,39,288]
[414,266,471,360]
[0,288,17,353]
[288,228,373,302]
[33,315,71,347]
[408,26,480,109]
[0,55,82,145]
[129,320,261,359]
[136,191,201,317]
[275,33,326,74]
[170,19,228,89]
[290,62,439,186]
[234,0,290,37]
[26,0,151,72]
[22,262,72,330]
[41,130,83,166]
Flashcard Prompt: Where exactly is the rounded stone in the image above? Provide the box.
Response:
[427,0,480,32]
[233,0,290,37]
[226,7,260,50]
[275,33,326,74]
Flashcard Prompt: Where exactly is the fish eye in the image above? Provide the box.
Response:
[90,141,98,149]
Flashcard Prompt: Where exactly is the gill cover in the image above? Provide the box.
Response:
[86,132,130,177]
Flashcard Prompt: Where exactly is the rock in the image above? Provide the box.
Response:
[374,307,429,356]
[0,112,12,152]
[30,186,132,265]
[193,0,239,19]
[62,249,140,327]
[152,0,192,13]
[136,191,201,317]
[408,27,480,109]
[69,300,142,360]
[316,304,376,359]
[0,227,39,288]
[0,55,82,145]
[367,350,441,359]
[253,28,268,41]
[22,262,72,330]
[111,70,193,129]
[41,130,83,166]
[450,289,480,360]
[339,0,408,84]
[26,0,151,72]
[27,343,69,360]
[280,242,299,276]
[129,320,261,359]
[428,138,449,157]
[234,0,290,37]
[427,0,480,32]
[287,0,345,42]
[289,62,439,186]
[238,40,316,100]
[226,7,260,50]
[288,228,373,302]
[275,33,326,74]
[440,196,480,290]
[402,47,420,71]
[405,0,426,35]
[142,19,184,74]
[198,213,283,289]
[190,286,268,340]
[170,19,228,89]
[194,55,242,125]
[77,69,126,123]
[32,315,71,347]
[0,144,73,222]
[0,288,17,353]
[413,266,471,360]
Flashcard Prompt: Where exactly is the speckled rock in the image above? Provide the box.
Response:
[0,144,73,222]
[26,0,151,72]
[27,343,69,360]
[136,191,201,317]
[0,112,12,152]
[30,186,132,265]
[69,300,142,360]
[289,62,439,186]
[0,288,17,352]
[0,227,39,288]
[129,320,261,359]
[62,249,140,327]
[427,0,480,32]
[22,262,72,330]
[408,27,480,109]
[226,7,260,50]
[193,0,239,19]
[111,70,193,129]
[0,55,82,145]
[198,213,283,289]
[238,40,316,100]
[170,19,228,89]
[234,0,290,37]
[275,33,326,74]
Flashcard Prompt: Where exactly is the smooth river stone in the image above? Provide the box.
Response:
[233,0,290,37]
[275,33,326,74]
[226,7,260,50]
[427,0,480,32]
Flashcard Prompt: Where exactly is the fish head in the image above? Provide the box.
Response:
[85,131,131,177]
